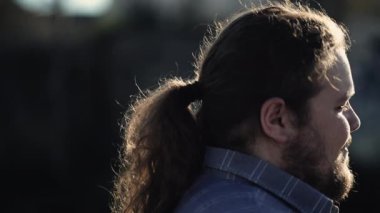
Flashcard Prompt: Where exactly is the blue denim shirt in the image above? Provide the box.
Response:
[175,147,339,213]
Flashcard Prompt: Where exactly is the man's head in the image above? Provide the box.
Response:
[195,2,360,201]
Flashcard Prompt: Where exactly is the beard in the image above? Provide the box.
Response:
[282,125,354,202]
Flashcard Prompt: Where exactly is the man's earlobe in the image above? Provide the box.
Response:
[260,98,297,143]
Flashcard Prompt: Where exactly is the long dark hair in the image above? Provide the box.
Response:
[112,79,204,213]
[112,2,349,213]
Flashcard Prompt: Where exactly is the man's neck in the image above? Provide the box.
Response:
[248,137,286,170]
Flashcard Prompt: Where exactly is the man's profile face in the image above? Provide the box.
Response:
[284,49,361,201]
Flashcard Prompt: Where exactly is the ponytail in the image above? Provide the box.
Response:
[112,78,204,213]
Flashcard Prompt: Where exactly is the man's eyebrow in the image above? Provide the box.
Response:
[348,89,355,98]
[338,90,355,102]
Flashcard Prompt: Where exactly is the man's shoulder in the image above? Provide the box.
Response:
[175,173,295,213]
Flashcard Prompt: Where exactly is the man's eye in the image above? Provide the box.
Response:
[337,103,350,112]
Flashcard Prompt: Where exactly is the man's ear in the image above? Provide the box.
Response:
[260,97,297,143]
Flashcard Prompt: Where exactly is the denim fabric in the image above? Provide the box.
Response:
[175,147,339,213]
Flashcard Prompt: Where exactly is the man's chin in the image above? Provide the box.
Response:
[304,160,354,202]
[328,155,354,202]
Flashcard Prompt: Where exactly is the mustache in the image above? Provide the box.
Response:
[345,138,352,147]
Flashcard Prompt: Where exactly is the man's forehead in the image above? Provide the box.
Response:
[324,50,354,96]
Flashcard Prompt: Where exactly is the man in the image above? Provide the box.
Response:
[175,49,360,213]
[174,3,360,213]
[113,2,360,213]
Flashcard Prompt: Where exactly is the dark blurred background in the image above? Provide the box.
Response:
[1,0,379,212]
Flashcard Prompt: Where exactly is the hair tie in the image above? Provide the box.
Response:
[178,81,204,106]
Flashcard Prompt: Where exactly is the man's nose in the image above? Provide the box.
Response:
[348,107,361,132]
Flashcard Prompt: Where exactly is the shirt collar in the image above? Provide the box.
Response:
[204,146,339,213]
